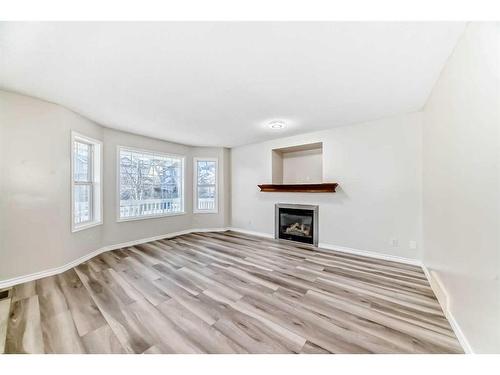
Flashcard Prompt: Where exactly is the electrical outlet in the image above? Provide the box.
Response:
[409,240,417,250]
[390,238,398,247]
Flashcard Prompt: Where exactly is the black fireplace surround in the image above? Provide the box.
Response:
[275,204,319,246]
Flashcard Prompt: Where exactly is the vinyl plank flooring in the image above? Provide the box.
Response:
[98,252,130,272]
[75,264,154,353]
[213,309,296,353]
[131,244,174,266]
[127,298,203,353]
[153,277,226,325]
[150,241,208,268]
[3,231,463,354]
[5,295,44,353]
[11,281,36,302]
[210,269,277,297]
[40,310,86,354]
[81,325,126,354]
[304,289,462,353]
[300,341,330,354]
[0,296,12,353]
[152,264,204,296]
[87,257,109,273]
[119,267,170,306]
[56,269,107,337]
[157,298,247,353]
[36,276,70,321]
[142,345,163,354]
[275,287,449,354]
[177,267,243,302]
[123,252,165,281]
[235,294,371,353]
[228,298,306,352]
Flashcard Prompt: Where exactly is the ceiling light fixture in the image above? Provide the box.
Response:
[268,120,286,129]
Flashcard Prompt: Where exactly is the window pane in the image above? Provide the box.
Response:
[197,161,216,185]
[74,184,91,224]
[74,141,91,182]
[119,148,183,219]
[197,186,215,210]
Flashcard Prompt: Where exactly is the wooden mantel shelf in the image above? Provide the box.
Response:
[258,183,338,193]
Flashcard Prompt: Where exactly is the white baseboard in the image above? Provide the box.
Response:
[318,242,422,266]
[0,246,107,290]
[0,227,228,289]
[226,227,274,239]
[421,265,473,354]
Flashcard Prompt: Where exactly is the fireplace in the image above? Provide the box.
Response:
[275,204,319,246]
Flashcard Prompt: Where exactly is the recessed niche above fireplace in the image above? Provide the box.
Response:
[258,142,338,193]
[272,142,323,184]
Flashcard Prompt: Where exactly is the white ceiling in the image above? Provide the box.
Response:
[0,22,465,147]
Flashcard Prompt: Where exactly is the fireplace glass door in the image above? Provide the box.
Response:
[278,207,315,244]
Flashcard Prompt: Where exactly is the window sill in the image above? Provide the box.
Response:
[117,211,187,223]
[193,210,219,214]
[72,220,103,233]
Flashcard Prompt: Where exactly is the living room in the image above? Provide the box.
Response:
[0,1,498,373]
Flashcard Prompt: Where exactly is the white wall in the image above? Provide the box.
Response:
[282,149,323,184]
[422,23,500,353]
[0,90,230,281]
[0,90,104,278]
[231,112,423,261]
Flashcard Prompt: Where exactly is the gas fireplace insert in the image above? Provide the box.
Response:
[275,203,319,246]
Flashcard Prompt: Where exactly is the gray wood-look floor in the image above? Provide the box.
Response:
[0,231,463,354]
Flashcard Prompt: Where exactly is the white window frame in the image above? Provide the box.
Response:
[116,146,186,222]
[193,157,218,214]
[71,131,103,232]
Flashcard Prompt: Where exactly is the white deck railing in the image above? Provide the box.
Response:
[78,198,215,221]
[120,198,182,218]
[197,198,216,210]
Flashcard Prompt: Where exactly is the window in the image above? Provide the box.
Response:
[118,147,184,221]
[194,158,218,213]
[71,132,102,232]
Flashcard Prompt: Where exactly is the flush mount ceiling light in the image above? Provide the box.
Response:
[268,120,286,129]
